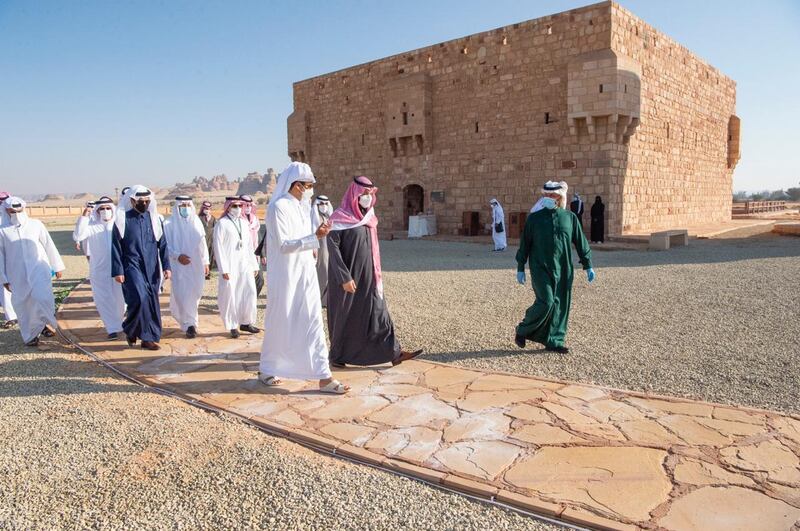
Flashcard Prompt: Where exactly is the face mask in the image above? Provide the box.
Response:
[319,204,333,215]
[10,212,27,225]
[301,187,314,201]
[228,207,241,218]
[99,209,113,222]
[179,206,190,218]
[541,197,557,210]
[134,201,149,213]
[358,195,372,209]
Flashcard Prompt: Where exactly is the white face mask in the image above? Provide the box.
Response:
[319,204,333,215]
[301,187,314,201]
[179,206,190,218]
[358,195,372,209]
[10,212,27,225]
[228,207,241,218]
[99,209,114,222]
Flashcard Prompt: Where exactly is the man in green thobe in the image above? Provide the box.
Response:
[514,182,595,354]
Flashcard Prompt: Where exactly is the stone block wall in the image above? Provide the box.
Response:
[288,1,738,235]
[610,3,738,233]
[565,47,641,234]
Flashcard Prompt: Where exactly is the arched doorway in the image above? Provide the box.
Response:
[403,184,424,229]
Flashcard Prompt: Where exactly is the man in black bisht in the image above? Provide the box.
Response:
[326,176,423,368]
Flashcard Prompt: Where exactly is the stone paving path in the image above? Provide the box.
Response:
[58,283,800,531]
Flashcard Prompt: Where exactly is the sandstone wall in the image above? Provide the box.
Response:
[610,3,738,233]
[289,1,737,235]
[292,3,615,234]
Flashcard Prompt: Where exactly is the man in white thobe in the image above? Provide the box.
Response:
[74,201,94,262]
[73,196,125,340]
[164,196,209,338]
[0,197,65,346]
[240,194,265,296]
[0,191,17,328]
[214,197,260,339]
[489,198,507,252]
[258,162,348,394]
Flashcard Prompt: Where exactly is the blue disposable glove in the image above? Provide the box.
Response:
[516,272,526,285]
[587,268,596,283]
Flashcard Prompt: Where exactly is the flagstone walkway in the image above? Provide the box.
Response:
[57,283,800,531]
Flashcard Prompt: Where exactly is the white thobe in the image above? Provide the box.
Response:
[164,215,209,331]
[73,216,125,334]
[1,285,15,321]
[0,219,65,342]
[491,203,507,250]
[259,195,331,380]
[213,215,258,330]
[0,217,16,321]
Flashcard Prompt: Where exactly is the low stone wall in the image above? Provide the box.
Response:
[28,205,172,218]
[773,223,800,237]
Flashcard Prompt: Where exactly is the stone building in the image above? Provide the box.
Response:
[287,1,740,236]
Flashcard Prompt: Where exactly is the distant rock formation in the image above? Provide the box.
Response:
[236,172,263,196]
[168,174,238,197]
[208,175,237,191]
[161,170,280,201]
[42,194,66,202]
[73,193,96,201]
[265,168,277,198]
[236,169,278,199]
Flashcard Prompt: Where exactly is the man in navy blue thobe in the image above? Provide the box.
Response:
[111,186,171,350]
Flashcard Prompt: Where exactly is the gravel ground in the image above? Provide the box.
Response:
[2,226,797,529]
[0,228,562,530]
[379,234,800,414]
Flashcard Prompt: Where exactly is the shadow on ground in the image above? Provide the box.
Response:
[424,348,551,363]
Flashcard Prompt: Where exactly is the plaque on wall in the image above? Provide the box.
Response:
[430,191,445,203]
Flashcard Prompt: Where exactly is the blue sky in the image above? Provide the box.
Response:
[1,0,798,197]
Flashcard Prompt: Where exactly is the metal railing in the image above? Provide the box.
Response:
[732,201,787,214]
